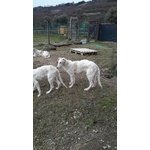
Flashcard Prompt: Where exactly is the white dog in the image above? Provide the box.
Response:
[57,57,102,91]
[33,48,50,58]
[33,65,67,97]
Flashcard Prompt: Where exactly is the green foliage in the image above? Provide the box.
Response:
[105,7,117,23]
[33,33,67,44]
[75,1,86,5]
[55,15,68,25]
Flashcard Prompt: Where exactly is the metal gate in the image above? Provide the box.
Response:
[98,24,117,42]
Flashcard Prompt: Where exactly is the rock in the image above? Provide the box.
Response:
[103,145,107,149]
[65,121,68,125]
[92,129,98,133]
[73,109,82,119]
[107,145,111,149]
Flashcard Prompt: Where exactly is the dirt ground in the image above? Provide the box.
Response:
[33,42,117,150]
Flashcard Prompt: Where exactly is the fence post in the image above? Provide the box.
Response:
[44,16,51,45]
[47,21,50,45]
[111,48,117,76]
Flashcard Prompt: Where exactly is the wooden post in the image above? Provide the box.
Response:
[47,21,50,45]
[44,16,51,45]
[87,22,90,42]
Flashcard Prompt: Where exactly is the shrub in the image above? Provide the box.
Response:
[105,7,117,23]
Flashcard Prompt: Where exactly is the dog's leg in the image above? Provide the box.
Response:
[69,74,73,85]
[33,82,36,92]
[46,78,54,94]
[84,70,94,91]
[97,68,102,89]
[84,81,93,91]
[69,75,75,88]
[57,70,67,88]
[92,74,97,88]
[34,80,41,97]
[55,77,61,89]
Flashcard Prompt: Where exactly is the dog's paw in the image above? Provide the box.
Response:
[84,88,89,91]
[69,85,73,88]
[37,94,41,97]
[46,91,50,94]
[92,84,96,88]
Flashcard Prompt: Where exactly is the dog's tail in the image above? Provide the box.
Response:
[57,70,68,88]
[97,67,102,89]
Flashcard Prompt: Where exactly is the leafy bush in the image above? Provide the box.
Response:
[55,15,68,25]
[105,7,117,23]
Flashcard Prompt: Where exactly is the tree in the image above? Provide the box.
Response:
[105,7,117,23]
[55,15,68,25]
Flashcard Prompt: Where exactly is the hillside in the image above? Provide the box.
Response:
[33,0,117,29]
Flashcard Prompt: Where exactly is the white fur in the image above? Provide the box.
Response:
[33,65,67,97]
[33,48,50,58]
[57,57,102,91]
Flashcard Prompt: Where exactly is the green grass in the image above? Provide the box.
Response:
[33,33,117,150]
[33,33,67,44]
[33,33,117,72]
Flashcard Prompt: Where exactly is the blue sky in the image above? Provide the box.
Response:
[33,0,91,7]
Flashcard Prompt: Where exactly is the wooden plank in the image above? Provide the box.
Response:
[53,42,72,47]
[70,48,97,55]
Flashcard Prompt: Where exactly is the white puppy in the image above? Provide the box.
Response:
[33,48,50,58]
[33,65,67,97]
[57,57,102,91]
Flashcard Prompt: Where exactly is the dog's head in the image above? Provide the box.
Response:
[57,57,66,69]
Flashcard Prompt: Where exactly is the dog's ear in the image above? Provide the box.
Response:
[57,57,61,61]
[62,58,66,61]
[61,58,66,65]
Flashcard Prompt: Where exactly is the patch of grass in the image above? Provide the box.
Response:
[33,34,117,150]
[82,96,116,130]
[85,118,96,130]
[33,33,67,44]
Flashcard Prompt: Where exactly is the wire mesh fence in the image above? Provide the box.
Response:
[33,24,89,38]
